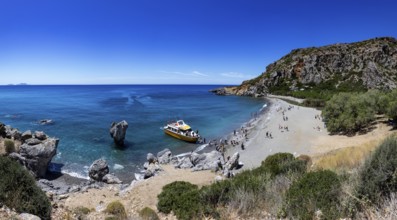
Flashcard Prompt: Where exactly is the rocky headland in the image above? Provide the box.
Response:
[212,37,397,97]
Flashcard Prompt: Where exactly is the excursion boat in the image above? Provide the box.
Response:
[163,120,200,143]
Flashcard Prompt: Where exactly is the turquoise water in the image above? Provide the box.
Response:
[0,85,266,180]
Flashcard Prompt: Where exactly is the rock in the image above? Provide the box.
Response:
[103,174,122,184]
[34,131,47,140]
[190,151,224,172]
[88,159,109,181]
[19,138,59,178]
[143,162,149,170]
[157,148,172,164]
[39,119,53,125]
[68,185,81,193]
[8,152,26,166]
[58,194,69,200]
[175,157,193,169]
[147,153,157,164]
[224,152,240,170]
[25,138,42,145]
[143,169,154,179]
[5,125,21,140]
[214,175,224,182]
[21,130,33,142]
[19,213,41,220]
[109,120,128,146]
[0,122,6,137]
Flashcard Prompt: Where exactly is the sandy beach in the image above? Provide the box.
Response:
[225,97,395,170]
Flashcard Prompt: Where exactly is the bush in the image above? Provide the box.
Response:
[73,206,91,219]
[285,170,342,219]
[261,153,307,177]
[356,137,397,205]
[105,201,127,220]
[139,207,159,220]
[4,139,15,154]
[322,92,375,134]
[0,156,51,219]
[157,181,203,220]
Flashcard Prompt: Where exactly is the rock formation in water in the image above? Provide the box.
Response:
[109,120,129,147]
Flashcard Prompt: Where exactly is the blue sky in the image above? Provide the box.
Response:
[1,0,396,85]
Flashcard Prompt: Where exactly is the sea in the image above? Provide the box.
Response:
[0,85,266,181]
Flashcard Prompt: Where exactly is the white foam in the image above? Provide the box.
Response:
[113,164,124,170]
[61,170,89,180]
[194,144,208,153]
[134,173,144,181]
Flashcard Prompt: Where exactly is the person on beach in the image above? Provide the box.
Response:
[241,143,245,150]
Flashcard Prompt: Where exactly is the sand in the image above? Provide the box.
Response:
[225,98,396,170]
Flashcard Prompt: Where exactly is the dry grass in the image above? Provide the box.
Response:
[357,193,397,219]
[312,140,382,172]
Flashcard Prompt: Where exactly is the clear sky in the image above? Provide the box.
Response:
[1,0,396,85]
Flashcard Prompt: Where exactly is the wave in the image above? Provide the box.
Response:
[61,170,90,180]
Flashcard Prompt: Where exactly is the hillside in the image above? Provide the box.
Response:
[213,37,397,99]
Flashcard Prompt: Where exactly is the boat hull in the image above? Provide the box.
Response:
[164,129,198,143]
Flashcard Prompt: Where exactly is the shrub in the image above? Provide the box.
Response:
[139,207,159,220]
[0,156,51,219]
[73,206,91,219]
[261,152,307,177]
[356,137,397,205]
[285,170,342,219]
[322,92,375,134]
[4,139,15,154]
[157,181,203,220]
[105,201,127,220]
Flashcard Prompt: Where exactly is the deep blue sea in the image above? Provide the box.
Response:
[0,85,265,181]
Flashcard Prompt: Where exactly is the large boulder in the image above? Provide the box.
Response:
[88,159,109,181]
[19,138,59,178]
[109,120,128,146]
[144,163,163,179]
[191,151,225,172]
[175,157,194,169]
[157,148,172,164]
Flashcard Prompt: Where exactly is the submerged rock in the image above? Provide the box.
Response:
[88,159,109,181]
[109,120,128,146]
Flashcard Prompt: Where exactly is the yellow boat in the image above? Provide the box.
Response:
[163,120,200,143]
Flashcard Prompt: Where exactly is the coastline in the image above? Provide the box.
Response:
[45,95,397,219]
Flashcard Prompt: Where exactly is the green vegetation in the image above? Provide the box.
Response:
[73,206,91,219]
[355,137,397,206]
[139,207,159,220]
[157,136,397,219]
[4,139,16,154]
[157,153,308,219]
[105,201,127,220]
[322,90,397,134]
[0,156,51,219]
[261,152,307,177]
[285,170,342,219]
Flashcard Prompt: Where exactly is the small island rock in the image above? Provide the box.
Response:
[109,120,128,146]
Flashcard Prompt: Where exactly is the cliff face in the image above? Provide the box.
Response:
[214,37,397,96]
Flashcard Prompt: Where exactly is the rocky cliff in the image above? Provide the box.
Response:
[213,37,397,97]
